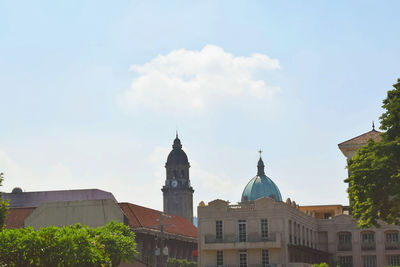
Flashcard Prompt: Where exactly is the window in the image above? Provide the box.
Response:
[297,224,300,244]
[388,255,400,266]
[239,220,247,242]
[289,220,292,244]
[261,219,268,239]
[239,250,247,267]
[338,232,351,244]
[361,231,375,250]
[306,228,309,246]
[216,221,223,239]
[386,231,399,243]
[362,232,375,243]
[363,255,376,267]
[337,256,353,267]
[216,250,223,267]
[302,226,305,245]
[338,232,352,251]
[262,250,269,267]
[293,222,297,244]
[386,231,400,249]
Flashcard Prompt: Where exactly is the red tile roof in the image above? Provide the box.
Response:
[4,207,36,229]
[338,129,381,146]
[119,203,197,239]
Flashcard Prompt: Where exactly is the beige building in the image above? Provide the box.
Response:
[198,127,400,267]
[3,189,197,267]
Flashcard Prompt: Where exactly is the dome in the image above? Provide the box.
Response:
[12,187,23,193]
[241,157,282,202]
[166,135,189,165]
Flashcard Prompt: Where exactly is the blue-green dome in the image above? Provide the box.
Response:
[241,158,282,202]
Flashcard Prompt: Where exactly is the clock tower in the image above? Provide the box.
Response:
[162,134,194,223]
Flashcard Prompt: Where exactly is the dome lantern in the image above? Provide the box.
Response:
[257,158,265,176]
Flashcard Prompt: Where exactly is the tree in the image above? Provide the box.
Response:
[0,221,137,267]
[0,172,9,230]
[346,78,400,227]
[166,258,197,267]
[311,263,329,267]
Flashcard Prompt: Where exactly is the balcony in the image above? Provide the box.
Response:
[337,243,352,251]
[206,233,276,243]
[203,232,281,250]
[385,242,400,250]
[361,242,376,251]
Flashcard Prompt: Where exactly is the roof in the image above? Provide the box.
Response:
[241,158,282,202]
[166,136,189,166]
[25,199,124,229]
[2,189,117,208]
[4,207,36,229]
[300,204,344,208]
[241,175,283,202]
[338,129,381,146]
[119,203,197,239]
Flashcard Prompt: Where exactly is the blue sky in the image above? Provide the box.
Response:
[1,1,399,213]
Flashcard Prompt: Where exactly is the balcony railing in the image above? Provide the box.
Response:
[361,242,376,250]
[205,233,276,244]
[337,243,352,251]
[386,242,400,250]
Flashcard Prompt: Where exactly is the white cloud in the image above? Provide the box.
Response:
[191,161,240,206]
[119,45,281,113]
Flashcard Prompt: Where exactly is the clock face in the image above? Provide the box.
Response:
[171,180,178,188]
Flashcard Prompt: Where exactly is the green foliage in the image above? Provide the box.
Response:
[166,257,197,267]
[380,79,400,141]
[346,78,400,227]
[312,263,329,267]
[0,221,137,267]
[0,173,9,230]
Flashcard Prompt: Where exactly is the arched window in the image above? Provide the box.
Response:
[361,231,375,250]
[385,230,400,249]
[337,231,352,251]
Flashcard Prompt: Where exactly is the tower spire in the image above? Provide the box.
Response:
[372,120,375,130]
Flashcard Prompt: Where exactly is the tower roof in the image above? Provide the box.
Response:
[338,125,382,158]
[166,135,189,165]
[241,156,282,202]
[338,129,381,147]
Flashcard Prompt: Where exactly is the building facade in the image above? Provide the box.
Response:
[3,189,197,267]
[162,134,194,223]
[198,128,400,267]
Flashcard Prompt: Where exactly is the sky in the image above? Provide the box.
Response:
[1,1,400,215]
